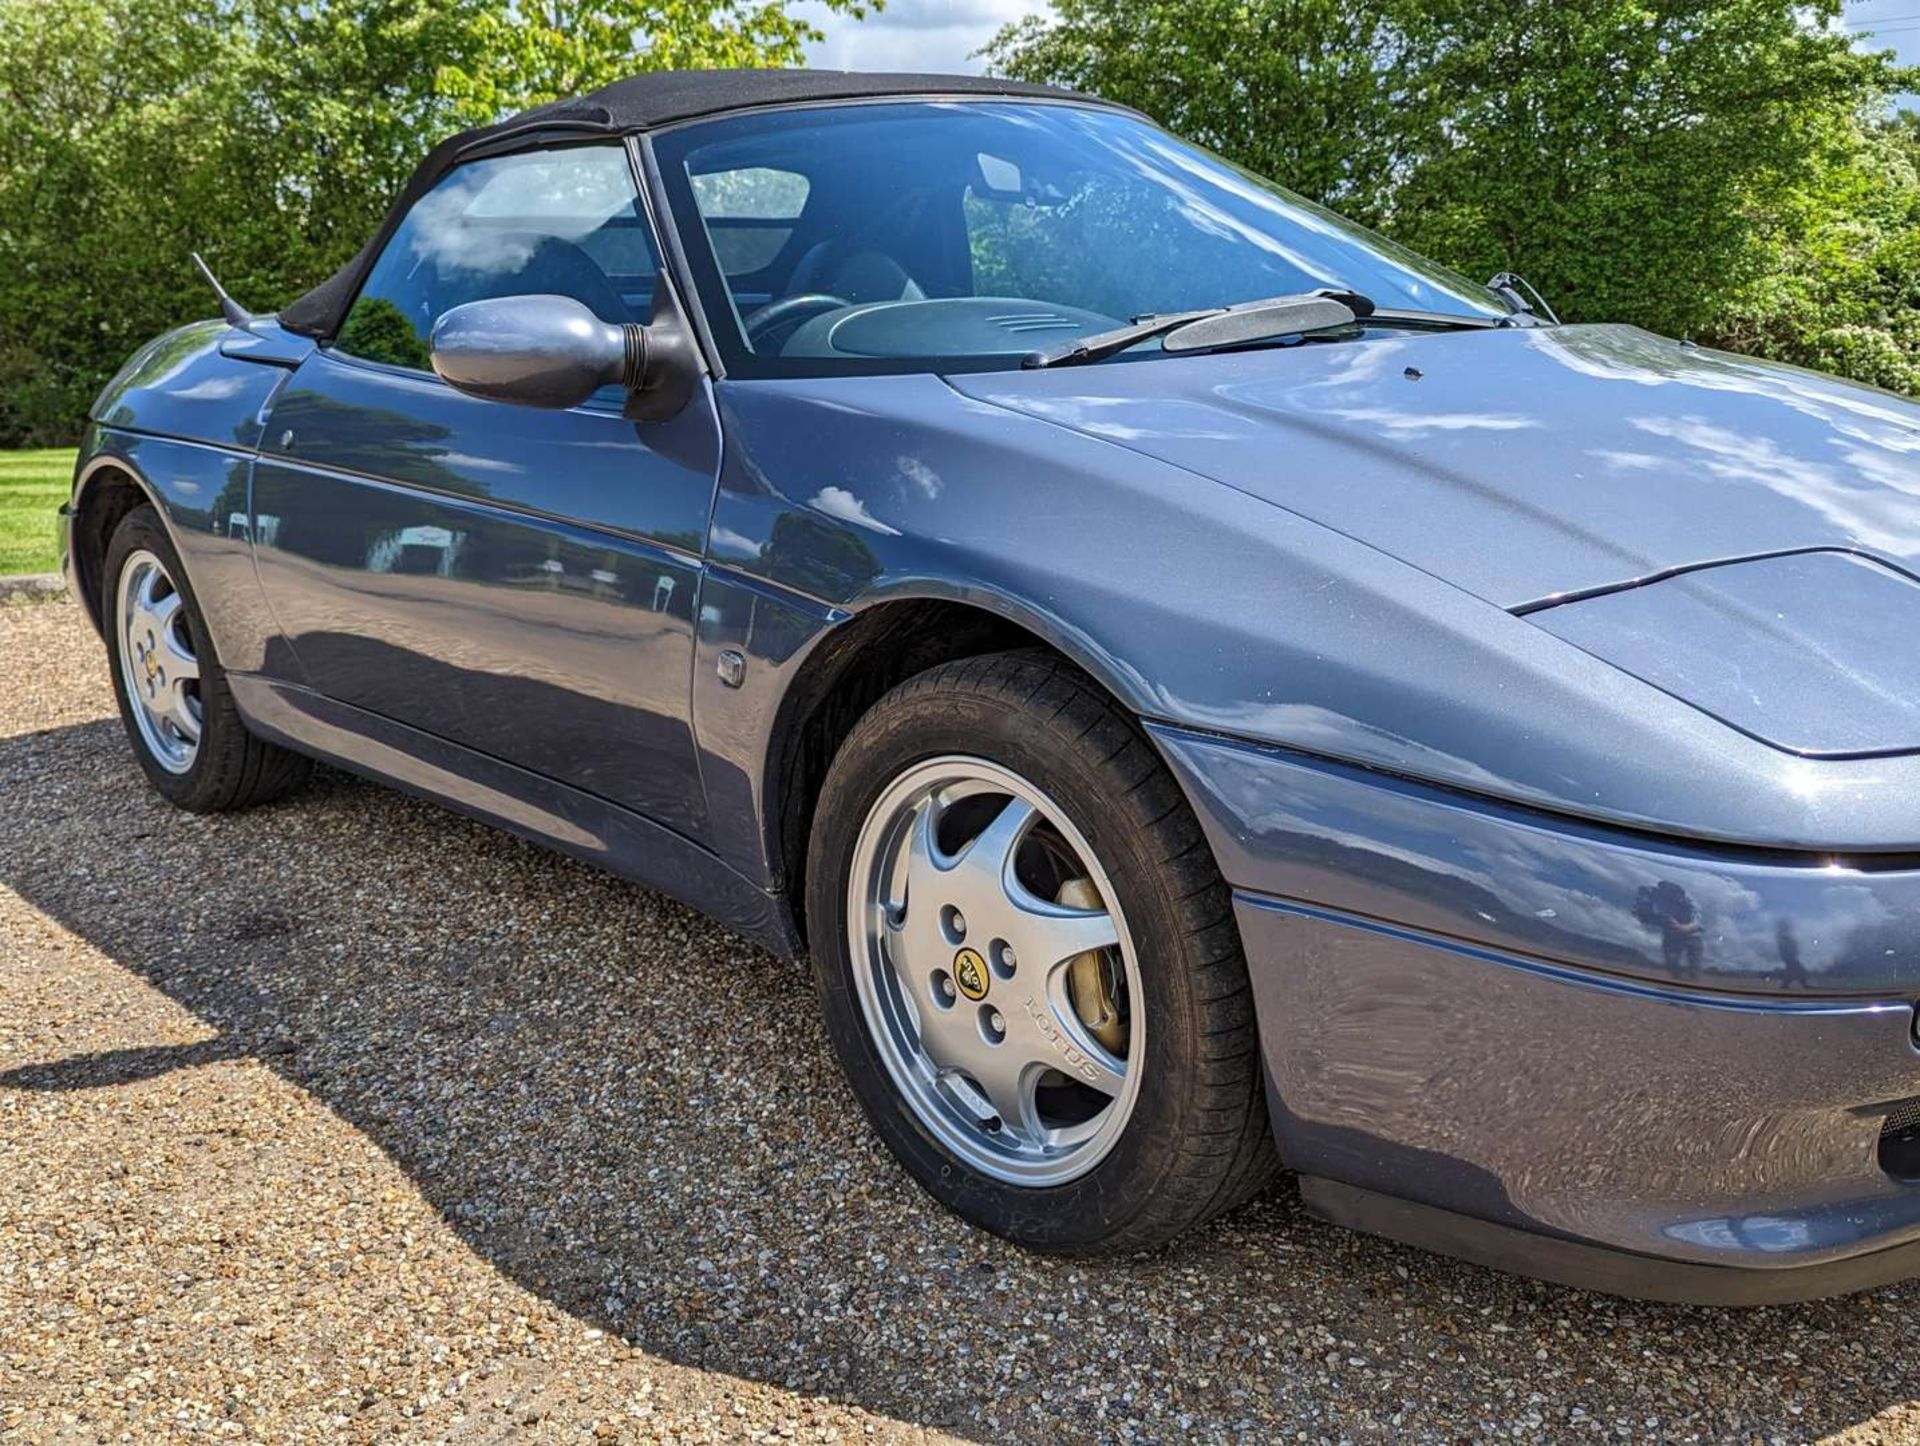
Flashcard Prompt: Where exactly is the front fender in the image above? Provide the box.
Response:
[709,373,1920,853]
[71,319,300,669]
[89,320,288,451]
[70,435,279,675]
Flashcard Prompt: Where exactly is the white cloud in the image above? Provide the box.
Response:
[800,3,1911,108]
[809,485,903,534]
[1844,0,1920,68]
[798,0,1051,75]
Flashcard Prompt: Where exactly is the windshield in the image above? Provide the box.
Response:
[652,100,1511,376]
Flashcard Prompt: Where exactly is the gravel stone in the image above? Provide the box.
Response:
[6,599,1920,1443]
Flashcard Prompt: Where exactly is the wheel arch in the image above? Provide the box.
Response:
[70,455,167,634]
[764,590,1159,950]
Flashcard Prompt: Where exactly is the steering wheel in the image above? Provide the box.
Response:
[746,292,851,351]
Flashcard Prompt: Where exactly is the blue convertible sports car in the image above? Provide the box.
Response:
[64,69,1920,1304]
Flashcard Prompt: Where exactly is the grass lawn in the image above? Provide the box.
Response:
[0,449,76,576]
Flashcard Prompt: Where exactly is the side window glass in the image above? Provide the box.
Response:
[688,166,809,277]
[336,146,658,383]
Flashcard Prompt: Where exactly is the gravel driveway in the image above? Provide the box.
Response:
[6,598,1920,1444]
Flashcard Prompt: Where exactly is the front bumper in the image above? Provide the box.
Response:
[1152,723,1920,1303]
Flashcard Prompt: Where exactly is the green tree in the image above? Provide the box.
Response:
[0,0,870,445]
[1707,113,1920,394]
[440,0,871,119]
[988,0,1917,382]
[983,0,1408,218]
[1385,0,1908,340]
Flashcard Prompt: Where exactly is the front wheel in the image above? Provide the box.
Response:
[807,652,1275,1253]
[103,504,311,812]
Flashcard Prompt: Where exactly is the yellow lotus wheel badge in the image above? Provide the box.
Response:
[953,947,990,1000]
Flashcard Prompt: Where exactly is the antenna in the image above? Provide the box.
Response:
[191,252,254,329]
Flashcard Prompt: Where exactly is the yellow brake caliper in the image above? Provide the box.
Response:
[1056,877,1126,1054]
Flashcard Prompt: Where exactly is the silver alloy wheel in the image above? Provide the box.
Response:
[847,755,1145,1186]
[116,549,202,774]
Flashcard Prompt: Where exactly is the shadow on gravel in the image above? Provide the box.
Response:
[6,716,1920,1441]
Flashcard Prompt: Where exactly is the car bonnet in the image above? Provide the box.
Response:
[947,321,1920,614]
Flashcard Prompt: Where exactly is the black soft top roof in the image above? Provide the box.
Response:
[278,68,1100,340]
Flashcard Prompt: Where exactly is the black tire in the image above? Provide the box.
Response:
[807,651,1276,1253]
[103,504,312,812]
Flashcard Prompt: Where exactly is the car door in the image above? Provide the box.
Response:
[251,142,715,835]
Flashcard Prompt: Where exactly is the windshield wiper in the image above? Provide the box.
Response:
[1359,309,1514,331]
[1023,306,1223,369]
[1026,292,1359,368]
[1024,289,1507,369]
[1310,289,1514,331]
[1161,293,1360,354]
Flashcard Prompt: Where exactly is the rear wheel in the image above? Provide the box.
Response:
[807,651,1275,1253]
[103,505,311,812]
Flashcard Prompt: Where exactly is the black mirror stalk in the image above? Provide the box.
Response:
[624,276,700,424]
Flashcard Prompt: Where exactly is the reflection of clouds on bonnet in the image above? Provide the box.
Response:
[1536,325,1920,556]
[1550,325,1920,439]
[1631,412,1920,556]
[1293,334,1406,390]
[1326,407,1538,437]
[970,391,1242,443]
[1592,449,1664,472]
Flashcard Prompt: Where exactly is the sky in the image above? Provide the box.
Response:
[795,0,1048,74]
[799,0,1920,81]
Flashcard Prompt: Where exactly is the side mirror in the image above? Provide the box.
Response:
[429,284,698,421]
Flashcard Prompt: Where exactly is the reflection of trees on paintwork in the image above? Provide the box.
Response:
[267,390,473,497]
[761,510,880,598]
[336,297,432,371]
[99,322,228,428]
[259,393,469,567]
[212,464,251,539]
